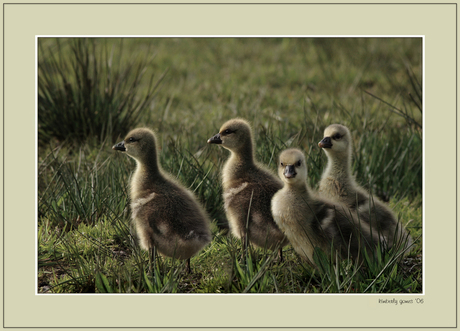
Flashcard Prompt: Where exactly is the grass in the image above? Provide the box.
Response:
[38,38,167,146]
[37,37,422,293]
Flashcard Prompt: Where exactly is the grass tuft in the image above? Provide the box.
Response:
[38,38,166,146]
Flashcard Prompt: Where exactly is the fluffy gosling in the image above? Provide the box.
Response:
[318,124,412,251]
[113,128,212,273]
[272,148,380,265]
[207,118,288,257]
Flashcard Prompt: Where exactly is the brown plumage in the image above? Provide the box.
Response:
[318,124,412,251]
[207,118,288,255]
[113,128,212,271]
[271,148,380,265]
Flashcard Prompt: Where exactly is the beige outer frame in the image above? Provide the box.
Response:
[3,1,454,329]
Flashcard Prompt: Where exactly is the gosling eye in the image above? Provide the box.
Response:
[280,162,284,167]
[223,129,235,135]
[332,133,342,140]
[296,160,301,167]
[127,137,137,143]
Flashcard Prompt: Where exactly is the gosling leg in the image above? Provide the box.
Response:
[278,247,284,262]
[186,258,192,274]
[148,246,156,275]
[148,247,153,274]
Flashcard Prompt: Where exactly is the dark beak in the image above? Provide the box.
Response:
[112,140,126,151]
[284,165,297,179]
[318,137,332,149]
[207,132,222,144]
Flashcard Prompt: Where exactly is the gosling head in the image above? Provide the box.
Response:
[112,128,158,163]
[207,118,253,153]
[277,148,308,186]
[318,124,352,157]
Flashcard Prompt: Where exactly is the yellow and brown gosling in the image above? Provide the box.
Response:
[207,118,288,258]
[271,148,381,265]
[113,128,212,273]
[318,124,412,251]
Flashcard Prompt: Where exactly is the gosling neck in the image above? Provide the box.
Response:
[284,179,310,195]
[130,151,164,200]
[137,150,161,177]
[222,143,255,187]
[324,150,353,181]
[227,139,256,168]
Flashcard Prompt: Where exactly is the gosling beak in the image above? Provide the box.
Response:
[318,137,332,149]
[207,132,222,144]
[112,141,126,151]
[284,165,297,179]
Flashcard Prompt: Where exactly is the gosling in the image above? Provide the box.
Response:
[318,124,412,251]
[271,148,381,265]
[207,118,288,257]
[113,128,212,272]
